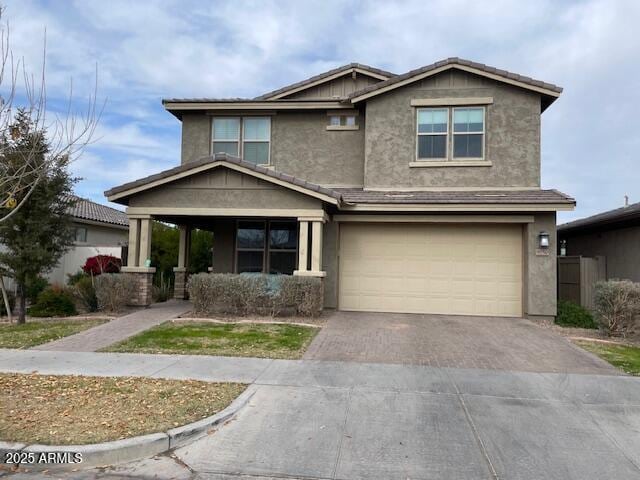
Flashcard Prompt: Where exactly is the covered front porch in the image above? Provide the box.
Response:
[104,154,340,307]
[123,211,328,305]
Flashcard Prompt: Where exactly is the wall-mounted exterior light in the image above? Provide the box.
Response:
[539,231,550,249]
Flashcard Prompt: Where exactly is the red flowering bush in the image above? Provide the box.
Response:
[82,255,122,276]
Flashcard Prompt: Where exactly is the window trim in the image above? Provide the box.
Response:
[451,106,485,161]
[326,113,359,131]
[212,117,241,157]
[74,226,88,243]
[414,106,487,163]
[415,107,449,160]
[234,219,298,274]
[211,116,272,165]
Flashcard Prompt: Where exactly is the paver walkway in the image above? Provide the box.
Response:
[31,300,190,352]
[305,311,620,374]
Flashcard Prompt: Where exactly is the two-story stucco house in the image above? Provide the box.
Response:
[105,58,574,320]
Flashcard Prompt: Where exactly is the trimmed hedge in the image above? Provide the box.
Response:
[555,300,597,329]
[187,273,323,317]
[594,279,640,336]
[95,273,135,313]
[29,286,77,317]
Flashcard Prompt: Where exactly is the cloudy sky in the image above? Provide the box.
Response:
[6,0,640,222]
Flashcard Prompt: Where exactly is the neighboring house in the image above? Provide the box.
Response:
[558,200,640,283]
[105,57,574,320]
[47,196,129,285]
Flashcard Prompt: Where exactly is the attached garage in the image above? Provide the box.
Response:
[338,223,523,317]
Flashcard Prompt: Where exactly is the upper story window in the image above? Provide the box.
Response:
[212,117,271,165]
[417,108,448,159]
[453,107,484,159]
[326,112,359,130]
[416,106,485,161]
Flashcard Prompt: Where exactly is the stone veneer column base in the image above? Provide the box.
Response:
[173,267,188,300]
[121,267,156,307]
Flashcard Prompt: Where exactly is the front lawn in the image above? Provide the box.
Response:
[575,340,640,376]
[0,319,108,349]
[0,373,246,445]
[104,321,319,359]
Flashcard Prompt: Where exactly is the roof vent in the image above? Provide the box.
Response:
[625,195,630,207]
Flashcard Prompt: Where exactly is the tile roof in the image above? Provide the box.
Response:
[66,195,128,226]
[104,153,342,202]
[558,201,640,232]
[253,63,396,100]
[348,57,563,101]
[335,188,575,205]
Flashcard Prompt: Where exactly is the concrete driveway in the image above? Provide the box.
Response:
[304,311,619,374]
[133,361,639,480]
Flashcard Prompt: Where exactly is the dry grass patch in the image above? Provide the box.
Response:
[0,319,109,349]
[0,373,246,445]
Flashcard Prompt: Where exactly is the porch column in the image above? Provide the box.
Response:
[138,218,152,267]
[127,218,140,267]
[296,221,309,273]
[122,214,155,307]
[294,216,326,277]
[174,225,191,300]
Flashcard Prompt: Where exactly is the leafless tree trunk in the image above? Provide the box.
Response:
[0,6,102,223]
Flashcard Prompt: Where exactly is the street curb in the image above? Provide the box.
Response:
[3,385,256,471]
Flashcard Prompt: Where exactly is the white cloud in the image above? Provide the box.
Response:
[4,0,639,221]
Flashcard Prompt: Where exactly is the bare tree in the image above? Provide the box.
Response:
[0,6,101,319]
[0,6,101,224]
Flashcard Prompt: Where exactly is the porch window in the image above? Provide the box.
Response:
[235,220,297,274]
[212,118,240,156]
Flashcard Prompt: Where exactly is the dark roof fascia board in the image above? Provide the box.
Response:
[105,154,342,206]
[558,202,640,234]
[348,58,562,110]
[255,63,395,101]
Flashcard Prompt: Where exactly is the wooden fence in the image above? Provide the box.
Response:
[558,256,606,310]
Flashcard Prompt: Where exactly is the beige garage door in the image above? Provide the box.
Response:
[339,223,523,317]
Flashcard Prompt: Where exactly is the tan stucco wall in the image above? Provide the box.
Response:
[127,168,322,211]
[212,219,235,273]
[271,111,364,187]
[523,212,557,319]
[181,114,211,164]
[177,111,365,187]
[364,70,541,189]
[322,220,339,308]
[562,226,640,283]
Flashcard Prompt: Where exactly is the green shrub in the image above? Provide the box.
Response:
[25,276,49,303]
[67,270,89,286]
[187,273,323,317]
[73,276,98,312]
[594,280,640,336]
[94,274,135,313]
[555,301,597,329]
[28,286,77,317]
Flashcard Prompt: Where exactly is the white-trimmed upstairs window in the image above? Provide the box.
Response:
[453,107,484,159]
[212,117,240,156]
[212,117,271,165]
[416,108,448,159]
[243,117,270,164]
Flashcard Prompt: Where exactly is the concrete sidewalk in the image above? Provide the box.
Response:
[31,300,191,352]
[2,350,640,479]
[1,348,639,406]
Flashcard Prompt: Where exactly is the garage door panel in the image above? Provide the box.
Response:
[339,223,522,317]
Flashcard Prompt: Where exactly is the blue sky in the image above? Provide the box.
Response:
[6,0,640,222]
